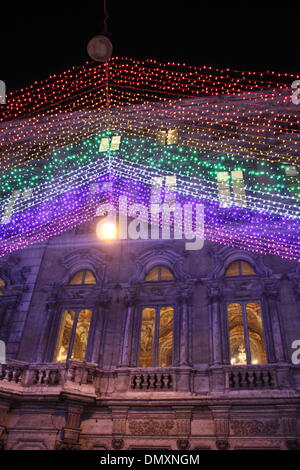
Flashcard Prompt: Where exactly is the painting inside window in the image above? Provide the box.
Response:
[53,309,92,362]
[139,306,174,367]
[227,303,247,365]
[246,302,267,364]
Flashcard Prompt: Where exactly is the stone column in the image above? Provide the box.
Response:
[119,295,137,368]
[35,299,58,363]
[264,281,286,363]
[178,293,191,367]
[91,293,111,365]
[207,285,223,365]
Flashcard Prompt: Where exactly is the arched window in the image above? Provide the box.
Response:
[69,270,96,285]
[227,301,267,365]
[0,278,5,296]
[53,309,92,362]
[145,266,174,282]
[225,261,256,277]
[138,306,174,367]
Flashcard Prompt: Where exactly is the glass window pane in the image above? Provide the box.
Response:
[110,135,121,151]
[145,268,159,281]
[246,302,267,364]
[0,290,4,296]
[71,309,92,361]
[225,262,240,276]
[84,270,96,284]
[241,261,255,275]
[99,137,110,152]
[227,303,247,365]
[157,129,168,145]
[69,271,84,285]
[158,306,174,367]
[231,170,247,207]
[217,171,231,208]
[139,308,156,367]
[0,279,5,287]
[54,310,75,362]
[167,128,178,145]
[160,267,174,281]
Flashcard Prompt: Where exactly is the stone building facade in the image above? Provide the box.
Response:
[0,219,300,450]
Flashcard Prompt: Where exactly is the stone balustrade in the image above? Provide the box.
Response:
[0,360,100,394]
[0,361,294,397]
[226,365,278,390]
[130,370,174,391]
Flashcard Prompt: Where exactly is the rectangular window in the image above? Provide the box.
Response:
[217,171,231,208]
[284,165,300,199]
[99,137,110,152]
[99,135,122,152]
[231,170,247,207]
[139,306,174,367]
[227,301,266,365]
[54,309,92,362]
[156,128,178,146]
[217,170,247,207]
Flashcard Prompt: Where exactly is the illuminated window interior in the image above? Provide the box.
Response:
[225,261,256,276]
[150,175,177,206]
[227,301,267,365]
[231,170,247,207]
[217,171,231,208]
[69,270,96,285]
[0,278,5,296]
[145,266,174,281]
[99,135,121,152]
[53,309,92,362]
[284,165,300,199]
[156,128,178,146]
[217,170,247,207]
[139,306,174,367]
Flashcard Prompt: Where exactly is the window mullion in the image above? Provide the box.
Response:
[154,306,160,367]
[242,303,252,364]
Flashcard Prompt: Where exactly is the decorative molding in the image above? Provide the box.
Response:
[55,440,80,450]
[129,248,191,283]
[231,419,279,436]
[61,248,107,285]
[129,419,174,436]
[285,439,299,450]
[112,438,124,450]
[177,439,190,450]
[210,245,272,279]
[216,439,229,450]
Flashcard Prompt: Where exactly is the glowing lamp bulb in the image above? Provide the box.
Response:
[96,221,117,240]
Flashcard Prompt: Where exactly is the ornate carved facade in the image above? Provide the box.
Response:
[0,230,299,450]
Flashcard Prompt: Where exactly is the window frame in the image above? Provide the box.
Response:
[225,299,268,365]
[225,260,256,277]
[68,270,96,285]
[137,303,176,368]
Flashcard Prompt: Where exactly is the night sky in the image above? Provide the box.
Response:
[0,1,299,92]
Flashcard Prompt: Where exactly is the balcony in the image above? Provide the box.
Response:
[0,361,295,398]
[0,360,100,397]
